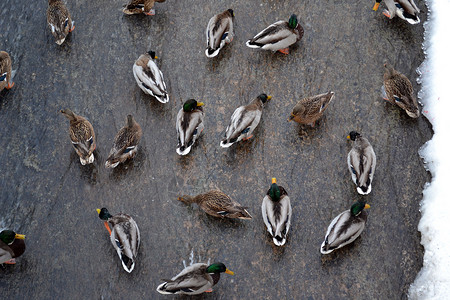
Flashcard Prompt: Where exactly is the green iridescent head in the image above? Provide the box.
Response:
[350,201,370,216]
[182,99,204,112]
[288,14,298,29]
[206,262,235,275]
[268,178,281,201]
[0,230,25,244]
[97,208,113,220]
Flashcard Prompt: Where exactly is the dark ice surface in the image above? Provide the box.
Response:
[0,0,432,299]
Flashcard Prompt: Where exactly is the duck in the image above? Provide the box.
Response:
[157,262,234,295]
[261,178,292,246]
[105,115,142,168]
[246,14,304,54]
[96,208,140,273]
[382,63,420,118]
[373,0,420,24]
[133,50,169,103]
[321,200,370,254]
[0,51,14,91]
[220,93,271,148]
[176,99,204,156]
[123,0,166,15]
[205,9,234,58]
[178,190,252,219]
[288,91,335,126]
[0,230,26,264]
[47,0,75,45]
[60,109,96,165]
[347,131,376,195]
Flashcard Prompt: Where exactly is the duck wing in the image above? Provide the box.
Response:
[110,214,140,273]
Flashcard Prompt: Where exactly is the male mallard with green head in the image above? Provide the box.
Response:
[382,63,420,118]
[97,208,140,273]
[246,14,304,54]
[205,9,234,58]
[60,109,96,165]
[0,51,14,91]
[288,91,335,126]
[321,200,370,254]
[178,190,252,220]
[373,0,420,24]
[47,0,75,45]
[133,50,169,103]
[176,99,204,156]
[157,262,234,295]
[123,0,166,15]
[220,93,271,148]
[262,178,292,246]
[105,115,142,168]
[0,230,26,264]
[347,131,376,195]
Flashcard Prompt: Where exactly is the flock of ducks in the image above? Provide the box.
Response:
[0,0,423,296]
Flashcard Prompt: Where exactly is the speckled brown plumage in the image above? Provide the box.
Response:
[105,115,142,168]
[383,63,420,118]
[0,51,14,91]
[288,91,334,126]
[178,190,252,219]
[123,0,166,15]
[47,0,74,45]
[60,109,96,165]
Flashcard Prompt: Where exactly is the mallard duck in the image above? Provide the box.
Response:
[261,178,292,246]
[176,99,204,156]
[47,0,75,45]
[321,200,370,254]
[0,51,14,91]
[382,63,420,118]
[96,208,140,273]
[60,109,96,165]
[205,9,234,58]
[373,0,420,24]
[178,190,252,219]
[246,14,304,54]
[105,115,142,168]
[347,131,376,195]
[133,51,169,103]
[0,230,25,264]
[220,93,271,148]
[123,0,166,15]
[288,91,335,126]
[157,262,234,295]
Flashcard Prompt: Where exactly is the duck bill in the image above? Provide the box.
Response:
[15,234,26,240]
[364,204,371,209]
[346,135,351,140]
[373,2,380,11]
[288,115,294,122]
[197,102,205,107]
[225,269,235,275]
[96,208,101,214]
[267,95,272,101]
[272,178,277,184]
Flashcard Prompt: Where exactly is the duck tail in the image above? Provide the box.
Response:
[245,40,261,49]
[176,145,192,156]
[156,282,174,294]
[220,139,234,148]
[205,47,220,58]
[357,184,372,195]
[273,235,286,247]
[237,208,252,220]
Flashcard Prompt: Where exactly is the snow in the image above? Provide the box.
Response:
[409,0,450,298]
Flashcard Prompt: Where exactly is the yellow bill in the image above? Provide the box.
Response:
[225,269,235,275]
[373,2,380,11]
[365,204,371,209]
[197,102,205,107]
[272,178,277,184]
[15,234,26,240]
